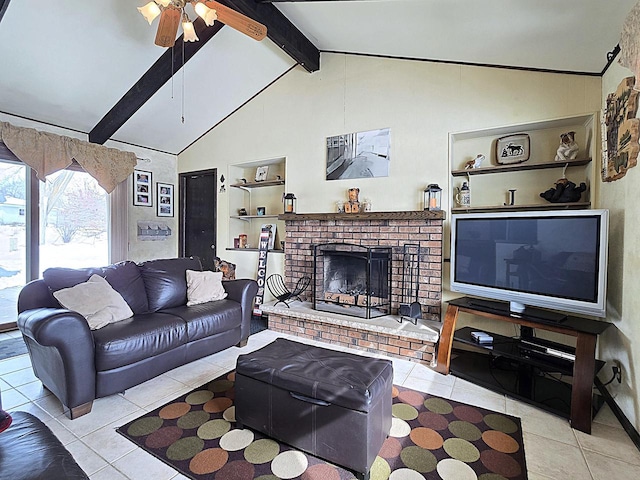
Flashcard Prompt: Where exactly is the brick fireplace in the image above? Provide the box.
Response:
[283,211,444,319]
[263,211,445,365]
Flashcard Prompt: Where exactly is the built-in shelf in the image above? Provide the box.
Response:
[230,214,280,222]
[230,179,285,189]
[225,248,284,253]
[228,157,286,251]
[451,158,592,177]
[279,210,446,221]
[451,201,591,213]
[449,114,597,211]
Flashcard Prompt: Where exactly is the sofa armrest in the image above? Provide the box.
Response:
[18,308,96,415]
[223,279,258,341]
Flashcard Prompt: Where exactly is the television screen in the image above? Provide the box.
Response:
[450,210,609,318]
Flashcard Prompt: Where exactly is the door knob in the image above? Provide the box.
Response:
[210,244,215,249]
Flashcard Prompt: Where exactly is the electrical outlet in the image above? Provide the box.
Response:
[613,360,623,383]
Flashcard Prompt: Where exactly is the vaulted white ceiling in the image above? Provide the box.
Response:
[0,0,637,154]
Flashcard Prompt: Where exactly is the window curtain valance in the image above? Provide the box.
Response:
[0,121,137,193]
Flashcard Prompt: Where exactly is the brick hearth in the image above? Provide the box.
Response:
[262,302,440,365]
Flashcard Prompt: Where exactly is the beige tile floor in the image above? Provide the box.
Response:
[1,328,639,480]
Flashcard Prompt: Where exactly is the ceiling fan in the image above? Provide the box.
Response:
[138,1,267,47]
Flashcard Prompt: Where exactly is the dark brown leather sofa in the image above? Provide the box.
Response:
[17,257,258,419]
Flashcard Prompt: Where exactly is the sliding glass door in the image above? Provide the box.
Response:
[0,159,110,328]
[0,160,26,328]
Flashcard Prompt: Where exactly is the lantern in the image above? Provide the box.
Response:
[424,184,442,211]
[283,193,297,214]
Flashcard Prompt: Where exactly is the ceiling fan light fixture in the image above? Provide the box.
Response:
[182,14,199,42]
[138,2,162,25]
[156,0,172,7]
[193,2,218,27]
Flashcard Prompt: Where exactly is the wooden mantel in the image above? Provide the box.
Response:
[279,210,446,221]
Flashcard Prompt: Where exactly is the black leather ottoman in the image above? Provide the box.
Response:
[235,338,393,480]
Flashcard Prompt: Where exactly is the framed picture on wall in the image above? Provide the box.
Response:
[157,182,174,217]
[133,170,152,207]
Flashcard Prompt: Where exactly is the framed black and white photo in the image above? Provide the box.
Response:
[326,127,390,180]
[133,169,152,207]
[156,182,174,217]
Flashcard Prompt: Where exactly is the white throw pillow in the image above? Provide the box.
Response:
[186,270,227,306]
[53,274,133,330]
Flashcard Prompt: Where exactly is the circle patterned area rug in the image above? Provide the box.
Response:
[117,371,527,480]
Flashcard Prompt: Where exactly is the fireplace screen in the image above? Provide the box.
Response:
[313,243,392,319]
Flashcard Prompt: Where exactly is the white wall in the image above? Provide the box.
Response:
[599,57,640,431]
[178,52,602,296]
[105,141,178,263]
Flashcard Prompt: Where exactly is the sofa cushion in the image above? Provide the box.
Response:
[43,266,103,293]
[102,261,149,314]
[91,312,188,371]
[53,275,133,330]
[138,257,202,312]
[162,300,242,342]
[186,270,227,306]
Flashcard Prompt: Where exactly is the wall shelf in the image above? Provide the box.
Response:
[230,214,280,222]
[226,248,284,254]
[451,201,591,213]
[451,158,592,177]
[230,179,285,189]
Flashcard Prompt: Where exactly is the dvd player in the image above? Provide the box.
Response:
[519,339,576,362]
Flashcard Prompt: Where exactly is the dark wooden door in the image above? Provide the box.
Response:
[179,169,217,270]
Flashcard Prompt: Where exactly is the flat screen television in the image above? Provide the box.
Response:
[450,209,609,319]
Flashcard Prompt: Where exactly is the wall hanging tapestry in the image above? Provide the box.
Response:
[602,76,640,182]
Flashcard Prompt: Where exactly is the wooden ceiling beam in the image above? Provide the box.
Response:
[89,19,224,145]
[222,0,319,72]
[0,0,12,24]
[90,1,319,145]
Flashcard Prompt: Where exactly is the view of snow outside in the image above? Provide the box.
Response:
[0,163,108,324]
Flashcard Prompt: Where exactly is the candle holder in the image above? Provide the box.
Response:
[283,193,297,213]
[424,184,442,211]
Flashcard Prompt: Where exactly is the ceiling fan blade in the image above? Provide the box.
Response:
[155,8,181,47]
[205,1,267,41]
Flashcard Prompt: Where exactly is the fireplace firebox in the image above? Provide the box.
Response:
[313,243,392,319]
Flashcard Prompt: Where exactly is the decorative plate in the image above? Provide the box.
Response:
[495,133,530,164]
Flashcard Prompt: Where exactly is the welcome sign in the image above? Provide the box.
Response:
[253,226,272,315]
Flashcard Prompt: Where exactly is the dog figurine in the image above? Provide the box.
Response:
[554,131,579,162]
[213,257,236,280]
[464,154,485,169]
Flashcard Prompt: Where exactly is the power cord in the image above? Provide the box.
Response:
[601,364,621,387]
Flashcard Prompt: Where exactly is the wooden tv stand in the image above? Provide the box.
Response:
[436,296,610,434]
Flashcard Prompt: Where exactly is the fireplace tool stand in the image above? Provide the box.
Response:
[398,244,421,324]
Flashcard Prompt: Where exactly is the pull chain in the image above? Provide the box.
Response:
[171,45,175,100]
[181,38,185,124]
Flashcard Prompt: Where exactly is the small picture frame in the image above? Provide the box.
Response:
[256,206,266,216]
[255,166,269,182]
[495,133,530,165]
[156,182,174,217]
[261,223,277,250]
[133,170,152,207]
